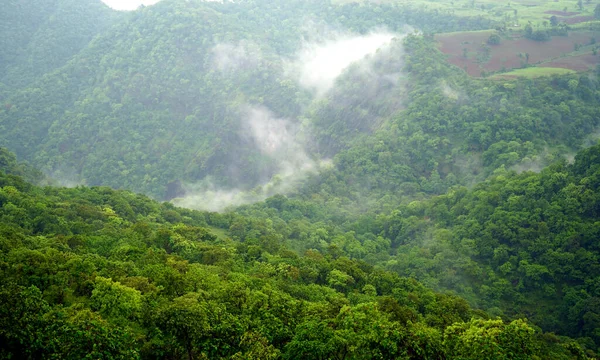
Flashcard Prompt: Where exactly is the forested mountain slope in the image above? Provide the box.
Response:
[0,0,120,90]
[295,35,600,210]
[2,0,600,357]
[0,151,592,359]
[379,143,600,347]
[227,142,600,355]
[0,0,496,199]
[0,147,45,184]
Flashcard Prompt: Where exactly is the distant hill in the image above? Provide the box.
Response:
[0,0,121,89]
[2,0,600,356]
[0,0,495,199]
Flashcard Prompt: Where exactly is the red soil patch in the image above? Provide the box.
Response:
[436,31,600,77]
[545,10,580,16]
[560,15,594,24]
[541,54,600,71]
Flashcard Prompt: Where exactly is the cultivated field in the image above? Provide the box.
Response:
[337,0,600,27]
[436,30,600,77]
[540,52,599,70]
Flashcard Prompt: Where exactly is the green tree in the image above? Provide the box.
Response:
[157,293,212,360]
[90,276,142,321]
[487,33,501,45]
[444,319,537,359]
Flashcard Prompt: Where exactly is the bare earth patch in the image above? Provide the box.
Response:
[541,54,600,71]
[558,16,594,24]
[437,30,600,77]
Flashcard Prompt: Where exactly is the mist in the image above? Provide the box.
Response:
[290,31,396,96]
[173,105,322,211]
[211,41,262,74]
[174,29,407,211]
[101,0,161,11]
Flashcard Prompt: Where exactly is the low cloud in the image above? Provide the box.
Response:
[101,0,161,11]
[173,105,323,211]
[45,167,85,188]
[289,31,397,96]
[243,105,313,170]
[175,29,409,211]
[211,41,262,74]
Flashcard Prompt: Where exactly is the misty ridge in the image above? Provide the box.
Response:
[174,28,409,211]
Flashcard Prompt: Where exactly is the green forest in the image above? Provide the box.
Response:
[1,0,600,359]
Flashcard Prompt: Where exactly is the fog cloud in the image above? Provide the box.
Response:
[173,105,322,211]
[290,31,396,96]
[101,0,161,11]
[174,29,408,211]
[211,41,262,74]
[45,167,85,188]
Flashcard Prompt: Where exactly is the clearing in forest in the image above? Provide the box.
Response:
[489,66,575,79]
[436,30,600,77]
[540,53,599,71]
[339,0,598,27]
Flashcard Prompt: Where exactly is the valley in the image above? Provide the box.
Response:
[1,0,600,358]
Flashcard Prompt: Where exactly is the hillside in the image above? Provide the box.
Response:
[0,0,121,90]
[0,150,593,359]
[0,0,495,199]
[225,142,600,355]
[1,0,600,358]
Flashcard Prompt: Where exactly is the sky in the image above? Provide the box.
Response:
[101,0,161,11]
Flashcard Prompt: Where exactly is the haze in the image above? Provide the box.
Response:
[295,32,396,96]
[101,0,160,11]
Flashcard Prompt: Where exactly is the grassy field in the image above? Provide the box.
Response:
[334,0,600,29]
[490,66,576,79]
[436,29,600,76]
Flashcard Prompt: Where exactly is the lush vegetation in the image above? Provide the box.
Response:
[0,0,120,89]
[2,0,600,358]
[0,150,594,359]
[298,35,600,210]
[0,0,495,199]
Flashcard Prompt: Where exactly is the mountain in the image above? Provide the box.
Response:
[0,147,45,184]
[0,148,591,359]
[0,0,497,200]
[1,0,600,357]
[0,0,121,90]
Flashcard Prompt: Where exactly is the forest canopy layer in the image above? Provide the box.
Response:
[1,0,600,358]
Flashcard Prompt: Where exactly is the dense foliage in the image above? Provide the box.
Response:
[2,0,600,358]
[301,35,600,208]
[0,0,496,198]
[215,144,600,355]
[0,0,120,89]
[0,152,592,359]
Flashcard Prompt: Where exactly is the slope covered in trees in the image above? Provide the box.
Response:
[0,151,592,359]
[2,0,600,358]
[225,142,600,356]
[298,35,600,209]
[0,0,120,90]
[0,0,496,199]
[1,0,594,204]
